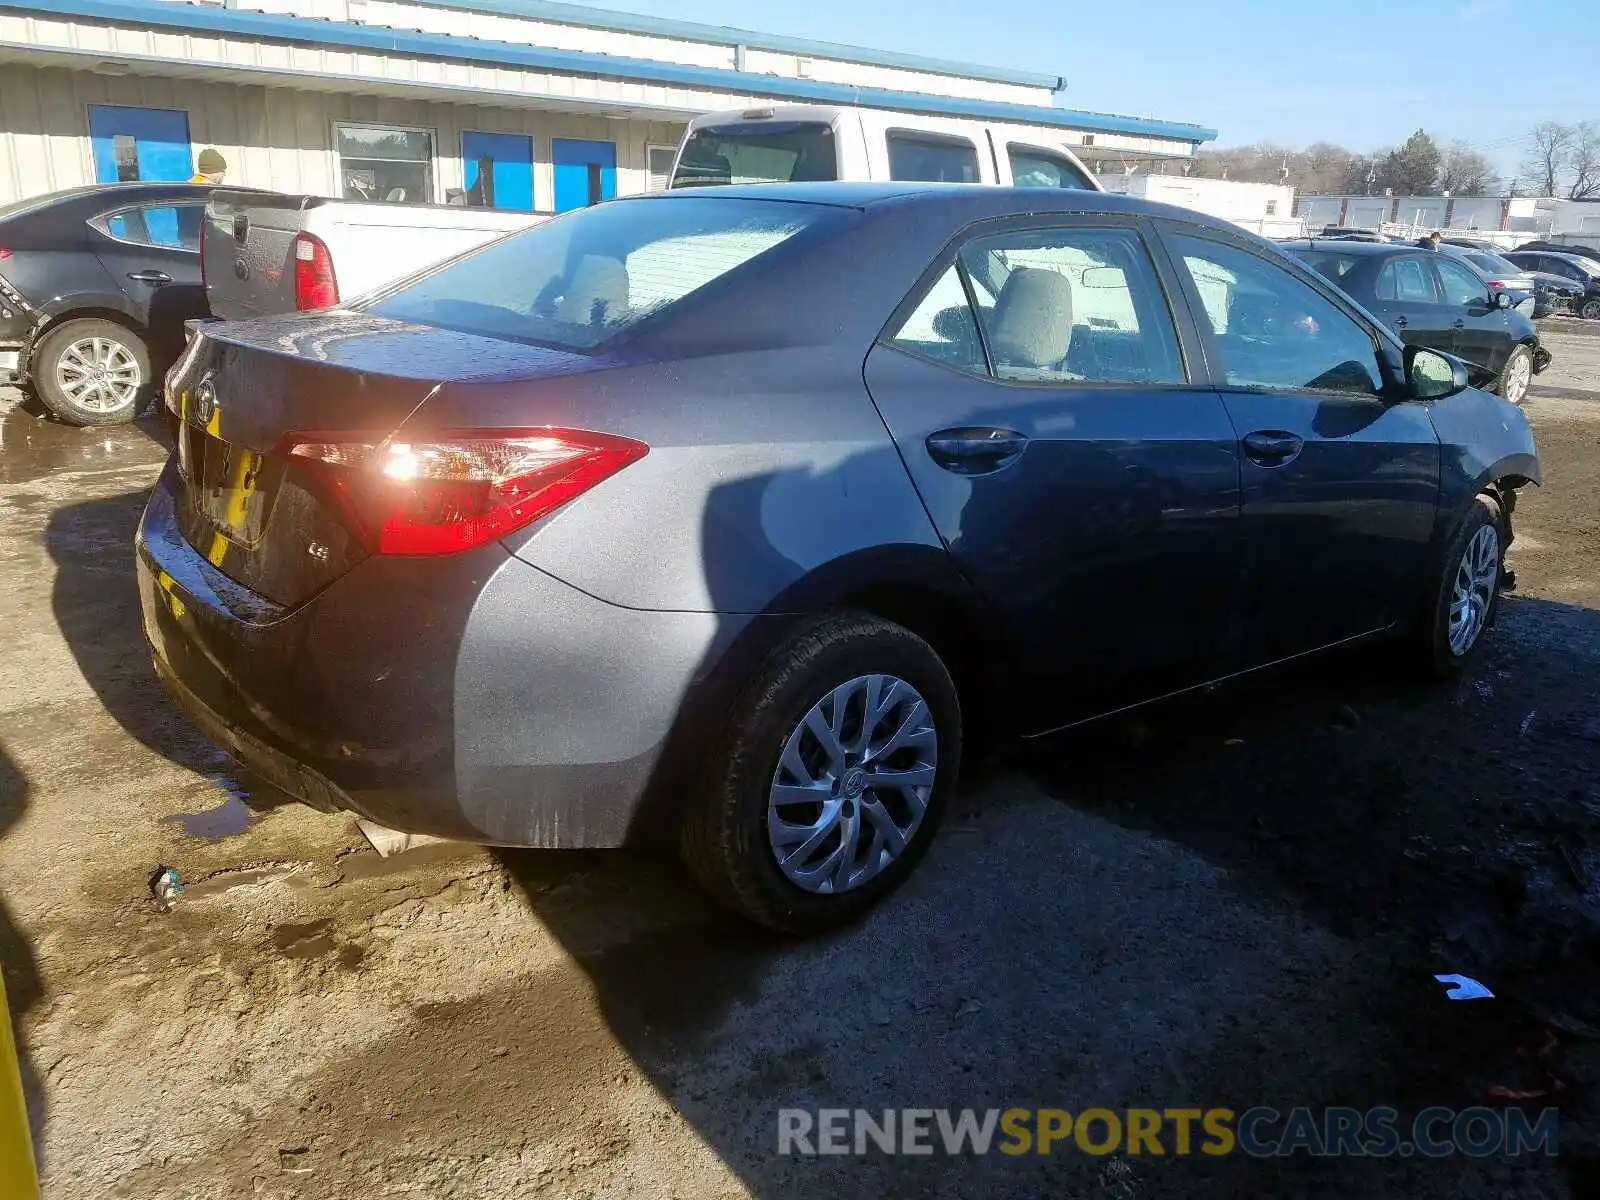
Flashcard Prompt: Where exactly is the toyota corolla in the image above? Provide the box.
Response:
[138,183,1539,933]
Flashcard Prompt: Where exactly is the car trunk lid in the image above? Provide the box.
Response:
[166,312,603,607]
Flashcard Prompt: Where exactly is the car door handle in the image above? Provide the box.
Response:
[1453,318,1466,328]
[926,428,1028,474]
[127,270,172,285]
[1242,430,1304,467]
[1393,315,1409,328]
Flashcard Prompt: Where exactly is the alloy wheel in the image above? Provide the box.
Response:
[767,673,937,895]
[54,336,141,413]
[1502,352,1532,405]
[1448,524,1500,657]
[1583,299,1600,321]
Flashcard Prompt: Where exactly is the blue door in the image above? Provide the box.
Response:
[89,105,193,184]
[461,131,534,211]
[552,138,616,213]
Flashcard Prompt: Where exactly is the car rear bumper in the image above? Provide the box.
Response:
[136,460,746,847]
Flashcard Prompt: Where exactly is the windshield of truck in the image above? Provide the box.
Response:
[363,196,835,349]
[671,122,838,188]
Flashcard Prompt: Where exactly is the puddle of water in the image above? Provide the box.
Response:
[336,840,484,884]
[273,918,336,960]
[162,791,254,841]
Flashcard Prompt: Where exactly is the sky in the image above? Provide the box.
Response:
[565,0,1596,178]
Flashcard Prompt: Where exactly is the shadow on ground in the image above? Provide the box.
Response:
[0,746,43,1173]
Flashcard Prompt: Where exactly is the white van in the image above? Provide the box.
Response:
[669,104,1104,193]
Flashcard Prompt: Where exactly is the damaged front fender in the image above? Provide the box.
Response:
[1429,384,1540,536]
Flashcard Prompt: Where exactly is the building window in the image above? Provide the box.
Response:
[1266,199,1278,216]
[647,145,677,192]
[334,123,434,204]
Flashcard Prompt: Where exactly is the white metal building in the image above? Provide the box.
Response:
[1100,174,1302,238]
[1296,194,1557,237]
[0,0,1216,210]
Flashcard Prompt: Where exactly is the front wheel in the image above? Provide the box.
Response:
[32,318,151,426]
[1412,495,1505,678]
[680,613,962,934]
[1495,344,1533,406]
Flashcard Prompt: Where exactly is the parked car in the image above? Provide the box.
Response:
[1281,239,1549,404]
[670,104,1103,192]
[1443,245,1540,309]
[1515,239,1600,265]
[140,184,1539,933]
[1504,250,1600,320]
[0,182,234,425]
[201,189,540,322]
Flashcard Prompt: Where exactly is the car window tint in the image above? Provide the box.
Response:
[1171,234,1382,397]
[98,203,201,251]
[886,264,987,374]
[886,134,980,183]
[956,226,1184,384]
[1007,146,1094,190]
[1378,257,1434,303]
[1436,258,1487,307]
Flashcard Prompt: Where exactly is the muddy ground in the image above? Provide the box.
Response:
[2,326,1600,1198]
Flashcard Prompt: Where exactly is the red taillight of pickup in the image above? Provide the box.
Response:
[292,232,339,310]
[284,429,648,555]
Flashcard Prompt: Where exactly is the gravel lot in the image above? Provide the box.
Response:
[2,324,1599,1198]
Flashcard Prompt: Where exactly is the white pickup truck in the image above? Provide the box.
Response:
[669,104,1105,193]
[201,191,540,321]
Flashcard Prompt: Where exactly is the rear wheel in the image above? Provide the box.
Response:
[1495,344,1533,406]
[680,613,961,934]
[32,318,150,426]
[1411,494,1505,678]
[1581,298,1600,321]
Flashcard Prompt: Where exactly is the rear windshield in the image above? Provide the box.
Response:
[1466,251,1521,275]
[363,196,831,349]
[1285,248,1362,284]
[671,122,838,188]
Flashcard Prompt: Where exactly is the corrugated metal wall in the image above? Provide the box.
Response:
[0,63,685,207]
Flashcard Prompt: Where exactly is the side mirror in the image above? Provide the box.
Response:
[1406,346,1469,400]
[1495,290,1512,310]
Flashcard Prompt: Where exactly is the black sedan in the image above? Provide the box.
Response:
[141,183,1539,931]
[1505,250,1600,320]
[1281,239,1549,404]
[0,182,223,425]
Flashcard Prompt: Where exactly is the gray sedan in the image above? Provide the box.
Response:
[138,184,1539,932]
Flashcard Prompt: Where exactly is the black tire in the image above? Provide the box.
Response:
[1582,298,1600,321]
[680,612,962,935]
[1494,344,1533,406]
[1412,494,1505,679]
[32,318,151,426]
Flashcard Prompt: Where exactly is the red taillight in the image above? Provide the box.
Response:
[292,232,339,310]
[1488,280,1504,289]
[0,248,10,260]
[285,429,647,556]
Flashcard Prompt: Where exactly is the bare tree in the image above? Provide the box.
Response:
[1568,121,1600,200]
[1522,121,1575,197]
[1438,141,1499,195]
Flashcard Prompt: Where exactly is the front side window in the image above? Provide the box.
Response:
[887,134,980,184]
[1435,258,1488,307]
[955,226,1184,384]
[94,203,202,250]
[336,124,434,204]
[1171,234,1383,397]
[1007,146,1094,190]
[364,197,833,350]
[671,122,837,188]
[1377,257,1436,303]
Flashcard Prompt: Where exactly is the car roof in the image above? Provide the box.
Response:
[1277,238,1413,256]
[630,181,1246,233]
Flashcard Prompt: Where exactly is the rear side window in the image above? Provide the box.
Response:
[887,134,980,184]
[887,225,1184,385]
[1287,249,1362,285]
[92,203,203,251]
[671,122,837,188]
[1376,257,1435,302]
[1007,146,1094,190]
[364,196,832,350]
